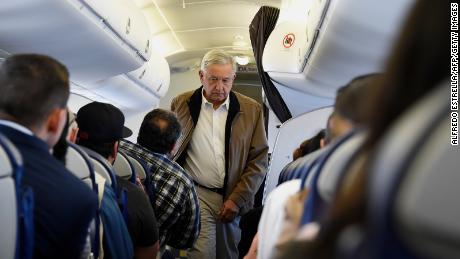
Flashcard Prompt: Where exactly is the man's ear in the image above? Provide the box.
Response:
[68,127,79,143]
[107,141,119,165]
[320,138,326,149]
[199,70,206,84]
[112,141,119,160]
[47,108,67,136]
[40,107,67,148]
[169,142,178,158]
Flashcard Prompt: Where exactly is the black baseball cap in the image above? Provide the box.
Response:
[76,102,132,143]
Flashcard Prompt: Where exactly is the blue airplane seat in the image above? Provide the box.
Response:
[66,142,100,258]
[0,133,33,259]
[126,154,156,204]
[127,155,148,182]
[299,130,362,225]
[278,147,327,185]
[80,146,118,191]
[367,80,455,259]
[113,151,136,184]
[66,142,97,190]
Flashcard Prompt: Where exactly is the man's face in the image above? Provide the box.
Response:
[199,63,235,106]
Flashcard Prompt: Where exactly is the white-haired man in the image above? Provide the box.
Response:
[171,49,269,259]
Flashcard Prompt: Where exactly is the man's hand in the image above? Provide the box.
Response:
[218,199,239,223]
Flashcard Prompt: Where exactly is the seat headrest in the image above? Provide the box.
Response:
[318,131,367,202]
[79,146,117,189]
[0,134,22,178]
[0,133,21,259]
[66,142,94,182]
[368,81,451,258]
[113,151,134,180]
[127,155,147,181]
[279,147,327,185]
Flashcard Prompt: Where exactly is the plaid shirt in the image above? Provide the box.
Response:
[119,140,200,249]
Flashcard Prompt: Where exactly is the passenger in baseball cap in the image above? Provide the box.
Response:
[76,102,132,143]
[75,101,160,259]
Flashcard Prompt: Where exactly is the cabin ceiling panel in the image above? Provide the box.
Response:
[143,5,169,34]
[154,0,281,8]
[150,31,184,56]
[159,3,261,31]
[176,28,251,50]
[142,0,281,64]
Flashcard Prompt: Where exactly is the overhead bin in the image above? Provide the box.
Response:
[87,50,170,112]
[262,0,414,98]
[126,50,170,99]
[84,0,151,60]
[0,0,151,85]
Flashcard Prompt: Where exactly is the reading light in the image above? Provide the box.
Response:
[235,56,249,66]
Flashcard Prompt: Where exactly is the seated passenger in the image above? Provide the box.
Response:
[0,54,98,258]
[76,102,159,259]
[292,129,326,161]
[119,109,200,249]
[255,73,380,259]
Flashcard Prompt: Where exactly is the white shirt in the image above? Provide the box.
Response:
[257,180,301,259]
[183,91,229,188]
[0,120,33,136]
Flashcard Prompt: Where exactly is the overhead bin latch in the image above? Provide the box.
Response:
[139,69,146,80]
[145,40,150,54]
[126,18,131,34]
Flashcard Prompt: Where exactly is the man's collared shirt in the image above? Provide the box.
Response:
[119,140,200,249]
[0,120,33,136]
[183,91,229,188]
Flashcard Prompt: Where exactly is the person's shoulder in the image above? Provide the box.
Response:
[62,167,98,206]
[47,163,98,214]
[173,90,195,104]
[233,91,262,110]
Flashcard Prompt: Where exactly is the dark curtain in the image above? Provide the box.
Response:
[263,103,269,135]
[250,6,292,123]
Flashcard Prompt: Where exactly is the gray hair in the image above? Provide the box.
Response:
[200,49,237,73]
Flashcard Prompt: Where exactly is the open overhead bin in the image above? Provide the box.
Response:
[262,0,415,98]
[0,0,151,85]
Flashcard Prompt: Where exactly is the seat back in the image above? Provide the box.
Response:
[113,151,135,183]
[126,154,157,204]
[127,155,148,182]
[368,81,452,259]
[317,131,367,202]
[278,147,326,185]
[0,133,33,259]
[299,130,363,225]
[0,134,19,259]
[80,146,117,190]
[395,117,459,259]
[66,142,96,189]
[65,142,100,258]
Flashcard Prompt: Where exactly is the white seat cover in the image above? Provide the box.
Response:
[0,134,19,259]
[66,143,94,188]
[127,156,147,181]
[113,152,133,180]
